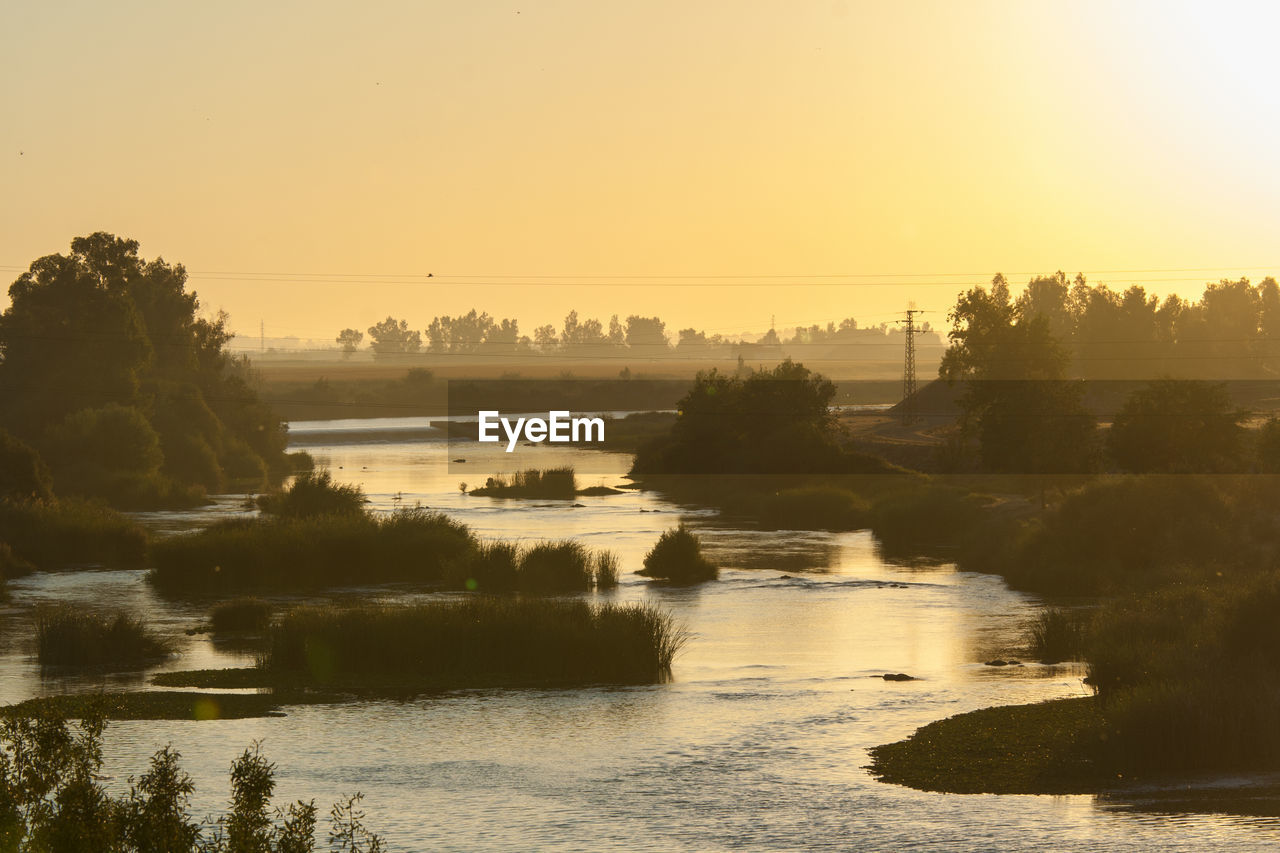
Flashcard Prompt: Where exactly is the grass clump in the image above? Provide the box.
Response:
[470,467,577,499]
[35,606,171,668]
[638,525,718,584]
[517,540,594,590]
[209,597,274,634]
[756,485,870,531]
[264,599,685,687]
[594,550,620,588]
[442,541,622,593]
[1027,607,1088,664]
[255,469,365,518]
[0,497,147,570]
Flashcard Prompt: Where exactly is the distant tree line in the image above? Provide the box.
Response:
[338,310,937,361]
[940,271,1280,476]
[946,271,1280,381]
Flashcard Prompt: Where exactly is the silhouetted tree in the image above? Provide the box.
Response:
[625,315,669,351]
[336,328,363,357]
[1108,379,1248,473]
[0,429,53,501]
[366,316,422,359]
[944,275,1098,474]
[632,360,879,475]
[0,234,287,504]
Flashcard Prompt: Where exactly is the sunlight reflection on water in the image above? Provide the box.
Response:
[3,418,1276,850]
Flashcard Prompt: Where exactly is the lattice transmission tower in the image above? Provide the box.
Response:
[898,309,924,425]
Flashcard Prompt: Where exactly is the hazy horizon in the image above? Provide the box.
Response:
[4,1,1279,340]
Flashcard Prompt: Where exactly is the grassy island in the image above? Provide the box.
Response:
[156,598,686,691]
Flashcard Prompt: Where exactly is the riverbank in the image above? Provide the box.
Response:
[868,697,1116,795]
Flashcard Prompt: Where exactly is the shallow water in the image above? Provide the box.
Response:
[5,416,1278,850]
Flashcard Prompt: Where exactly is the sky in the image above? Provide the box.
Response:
[3,0,1279,345]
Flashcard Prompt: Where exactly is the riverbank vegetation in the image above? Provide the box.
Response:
[0,497,147,573]
[0,712,383,849]
[153,470,625,595]
[0,234,303,509]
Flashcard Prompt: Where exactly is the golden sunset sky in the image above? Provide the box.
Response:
[3,1,1278,343]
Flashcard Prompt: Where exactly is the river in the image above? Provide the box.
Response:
[2,416,1277,850]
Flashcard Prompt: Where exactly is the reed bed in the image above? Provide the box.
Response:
[149,508,476,594]
[264,598,685,686]
[0,497,147,571]
[36,606,171,668]
[209,597,274,634]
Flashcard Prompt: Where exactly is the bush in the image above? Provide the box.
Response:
[0,429,53,502]
[209,597,273,634]
[757,485,869,531]
[265,598,685,687]
[1107,379,1247,473]
[0,714,383,851]
[870,484,987,553]
[638,525,718,584]
[1010,476,1233,594]
[255,470,365,519]
[40,404,183,507]
[0,497,147,570]
[35,607,170,668]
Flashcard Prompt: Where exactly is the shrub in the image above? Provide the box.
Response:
[265,598,685,686]
[757,485,869,531]
[638,525,718,584]
[1107,379,1247,473]
[870,484,987,553]
[35,607,171,668]
[209,598,273,634]
[0,714,383,851]
[255,470,365,519]
[0,429,53,502]
[1010,476,1233,594]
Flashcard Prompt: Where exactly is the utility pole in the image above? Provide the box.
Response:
[898,309,922,425]
[260,320,265,353]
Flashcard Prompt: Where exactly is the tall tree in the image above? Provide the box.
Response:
[367,317,422,359]
[336,328,364,357]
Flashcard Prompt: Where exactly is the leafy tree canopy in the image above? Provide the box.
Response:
[0,233,288,505]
